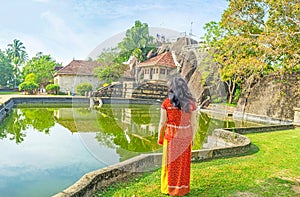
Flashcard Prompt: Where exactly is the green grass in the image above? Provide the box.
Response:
[0,91,21,95]
[95,128,300,197]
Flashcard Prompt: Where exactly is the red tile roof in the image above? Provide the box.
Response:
[56,60,101,75]
[137,52,176,68]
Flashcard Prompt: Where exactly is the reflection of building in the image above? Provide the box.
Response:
[120,108,158,137]
[140,124,156,136]
[54,108,100,132]
[137,51,177,82]
[121,108,132,124]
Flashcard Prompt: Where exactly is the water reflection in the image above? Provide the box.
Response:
[0,105,263,153]
[0,104,264,197]
[0,108,55,144]
[0,123,109,197]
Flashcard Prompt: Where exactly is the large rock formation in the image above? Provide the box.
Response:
[133,37,300,121]
[163,37,226,106]
[236,72,300,121]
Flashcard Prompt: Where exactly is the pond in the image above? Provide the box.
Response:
[0,104,263,197]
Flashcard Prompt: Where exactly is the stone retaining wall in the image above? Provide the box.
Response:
[0,99,14,122]
[234,111,293,125]
[0,97,90,121]
[53,128,252,197]
[12,97,90,105]
[99,97,162,105]
[294,108,300,126]
[53,154,162,197]
[224,124,295,134]
[52,122,297,196]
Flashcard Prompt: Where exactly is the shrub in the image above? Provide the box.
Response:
[46,84,60,95]
[19,82,39,94]
[58,91,67,95]
[24,73,38,83]
[76,82,93,96]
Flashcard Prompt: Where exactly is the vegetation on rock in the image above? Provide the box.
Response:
[203,0,300,104]
[95,20,156,84]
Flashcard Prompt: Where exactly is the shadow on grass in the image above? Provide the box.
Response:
[192,144,260,165]
[240,144,260,156]
[247,177,299,196]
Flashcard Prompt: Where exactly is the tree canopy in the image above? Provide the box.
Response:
[95,48,127,84]
[6,39,28,87]
[203,0,300,103]
[118,20,155,62]
[0,50,14,88]
[22,52,61,88]
[95,21,155,84]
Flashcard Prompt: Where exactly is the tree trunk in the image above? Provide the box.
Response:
[226,80,235,104]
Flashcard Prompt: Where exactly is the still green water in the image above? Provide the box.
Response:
[0,104,262,197]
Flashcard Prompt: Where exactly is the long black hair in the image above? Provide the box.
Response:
[168,77,195,113]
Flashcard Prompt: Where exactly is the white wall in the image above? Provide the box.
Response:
[54,75,101,93]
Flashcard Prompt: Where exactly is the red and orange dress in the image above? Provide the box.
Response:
[159,98,197,196]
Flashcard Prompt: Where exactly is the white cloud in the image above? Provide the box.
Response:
[20,35,49,58]
[39,11,104,64]
[1,0,228,65]
[73,0,165,20]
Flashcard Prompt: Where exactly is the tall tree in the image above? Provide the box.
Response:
[203,0,300,103]
[221,0,300,72]
[22,52,61,89]
[0,50,14,88]
[97,48,118,64]
[118,20,155,62]
[95,48,126,84]
[94,62,126,84]
[6,39,28,87]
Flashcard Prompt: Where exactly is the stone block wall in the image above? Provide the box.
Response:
[52,122,298,197]
[0,99,14,122]
[236,72,300,121]
[53,154,162,197]
[294,108,300,126]
[0,97,90,122]
[53,128,252,197]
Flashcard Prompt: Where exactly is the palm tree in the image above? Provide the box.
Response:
[6,39,28,88]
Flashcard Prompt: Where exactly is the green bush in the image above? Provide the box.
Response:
[76,82,93,96]
[24,73,38,83]
[19,82,39,94]
[58,91,67,95]
[46,84,60,95]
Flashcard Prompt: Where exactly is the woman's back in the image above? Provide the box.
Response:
[162,98,196,127]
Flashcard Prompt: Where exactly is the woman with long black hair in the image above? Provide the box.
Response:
[158,76,197,196]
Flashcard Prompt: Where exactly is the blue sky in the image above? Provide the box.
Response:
[0,0,228,65]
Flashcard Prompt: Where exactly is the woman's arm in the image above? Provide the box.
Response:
[157,108,167,145]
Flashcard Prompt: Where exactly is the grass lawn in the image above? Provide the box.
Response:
[95,128,300,197]
[0,91,21,96]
